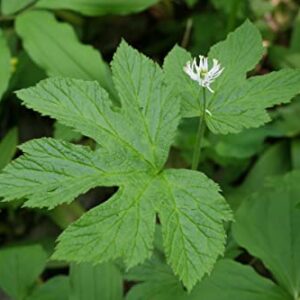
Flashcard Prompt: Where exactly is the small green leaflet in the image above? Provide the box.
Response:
[0,29,11,101]
[0,41,232,290]
[233,171,300,298]
[164,20,300,134]
[35,0,159,16]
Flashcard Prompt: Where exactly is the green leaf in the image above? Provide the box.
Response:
[190,259,290,300]
[291,139,300,170]
[16,41,180,170]
[209,127,271,159]
[0,127,18,170]
[290,10,300,52]
[1,0,34,15]
[0,138,133,208]
[271,98,300,137]
[227,141,290,210]
[208,20,264,90]
[53,174,157,268]
[27,277,69,300]
[70,262,123,300]
[164,20,300,134]
[0,244,48,300]
[233,171,300,297]
[111,40,179,169]
[15,78,153,169]
[0,41,231,290]
[9,51,46,91]
[156,169,232,291]
[163,45,201,118]
[15,10,114,96]
[35,0,159,16]
[205,69,300,134]
[126,254,188,300]
[0,29,11,101]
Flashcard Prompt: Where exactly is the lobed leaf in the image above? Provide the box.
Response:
[16,77,154,170]
[208,19,264,91]
[1,41,230,290]
[112,41,180,169]
[0,138,136,208]
[156,169,232,290]
[53,175,157,268]
[206,69,300,134]
[163,20,300,134]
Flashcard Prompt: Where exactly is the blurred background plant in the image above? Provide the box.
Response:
[0,0,300,299]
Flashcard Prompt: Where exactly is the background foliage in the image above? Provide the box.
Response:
[1,0,300,299]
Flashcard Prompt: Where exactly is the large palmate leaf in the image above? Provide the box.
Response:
[54,174,158,268]
[35,0,159,16]
[0,29,11,101]
[15,10,115,96]
[0,138,135,208]
[164,20,300,134]
[233,171,300,298]
[0,41,231,290]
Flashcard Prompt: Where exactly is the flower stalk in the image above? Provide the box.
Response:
[191,88,207,170]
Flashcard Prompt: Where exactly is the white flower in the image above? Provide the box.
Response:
[183,56,224,93]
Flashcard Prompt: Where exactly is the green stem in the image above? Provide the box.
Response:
[48,201,85,229]
[191,88,207,170]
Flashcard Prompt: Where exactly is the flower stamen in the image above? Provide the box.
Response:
[183,56,224,93]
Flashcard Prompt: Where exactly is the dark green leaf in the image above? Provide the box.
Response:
[70,263,123,300]
[0,244,48,300]
[35,0,159,16]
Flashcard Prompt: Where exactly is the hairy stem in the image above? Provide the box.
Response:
[191,88,207,170]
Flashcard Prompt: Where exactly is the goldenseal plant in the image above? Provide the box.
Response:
[1,20,300,292]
